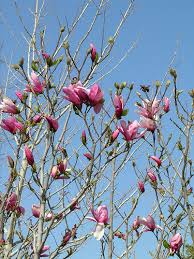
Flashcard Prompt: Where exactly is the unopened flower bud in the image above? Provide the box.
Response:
[169,68,177,79]
[155,80,161,88]
[166,80,171,87]
[19,57,24,68]
[60,26,65,33]
[7,156,14,168]
[81,130,87,145]
[108,37,114,44]
[63,41,69,49]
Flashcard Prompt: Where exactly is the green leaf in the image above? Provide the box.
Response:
[163,240,170,249]
[31,61,39,72]
[122,109,128,116]
[51,55,64,66]
[94,52,99,63]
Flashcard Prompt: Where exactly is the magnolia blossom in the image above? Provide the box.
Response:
[5,193,17,211]
[140,116,157,132]
[114,231,126,240]
[81,130,87,145]
[112,129,120,141]
[139,215,162,232]
[63,81,89,106]
[33,114,42,123]
[15,91,26,102]
[40,245,50,257]
[84,153,93,160]
[113,95,124,118]
[163,97,170,113]
[45,116,59,132]
[62,230,72,246]
[132,217,141,230]
[51,160,70,180]
[137,98,160,119]
[138,181,145,193]
[90,43,97,62]
[147,169,157,183]
[0,116,23,134]
[0,97,19,114]
[25,71,45,94]
[86,205,108,240]
[150,155,161,167]
[88,84,104,114]
[24,145,34,166]
[5,193,25,216]
[70,198,80,211]
[169,233,183,254]
[118,120,146,141]
[31,204,53,221]
[42,51,50,60]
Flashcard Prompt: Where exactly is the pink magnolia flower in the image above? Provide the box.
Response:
[40,245,50,257]
[0,97,19,114]
[15,91,24,102]
[4,193,25,216]
[33,114,42,123]
[32,204,40,218]
[139,116,157,132]
[42,52,50,60]
[15,206,25,217]
[86,205,109,240]
[139,215,162,232]
[0,117,23,134]
[81,130,87,145]
[138,181,145,193]
[114,231,126,240]
[132,216,141,230]
[118,120,146,141]
[24,145,34,166]
[58,159,67,173]
[25,71,45,94]
[63,230,72,245]
[32,204,53,221]
[147,169,157,183]
[169,233,183,254]
[163,97,170,113]
[63,81,89,106]
[51,163,70,180]
[137,98,161,119]
[5,193,17,211]
[113,95,124,119]
[112,129,120,141]
[90,43,97,62]
[45,116,59,132]
[70,198,80,211]
[150,156,161,167]
[84,153,93,160]
[88,84,104,114]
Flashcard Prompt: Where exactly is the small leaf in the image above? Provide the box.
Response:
[163,240,170,249]
[94,52,99,63]
[122,109,128,116]
[51,55,64,66]
[31,61,39,72]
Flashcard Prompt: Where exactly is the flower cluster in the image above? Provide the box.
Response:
[63,81,104,114]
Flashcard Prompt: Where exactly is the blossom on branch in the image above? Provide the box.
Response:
[118,120,146,141]
[0,97,19,114]
[0,116,23,134]
[86,205,109,240]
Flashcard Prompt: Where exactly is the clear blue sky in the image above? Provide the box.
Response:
[0,1,193,258]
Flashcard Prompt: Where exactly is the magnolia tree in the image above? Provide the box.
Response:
[0,1,193,258]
